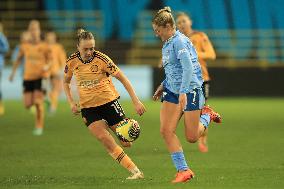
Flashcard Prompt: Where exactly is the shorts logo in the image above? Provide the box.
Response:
[162,92,167,98]
[64,65,68,73]
[90,65,98,72]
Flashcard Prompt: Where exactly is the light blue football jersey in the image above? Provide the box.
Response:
[161,30,203,94]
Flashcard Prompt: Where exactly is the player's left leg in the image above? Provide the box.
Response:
[33,89,44,136]
[184,88,221,143]
[184,110,206,143]
[88,120,143,179]
[198,81,210,152]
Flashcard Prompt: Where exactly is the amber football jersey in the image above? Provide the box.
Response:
[20,42,49,80]
[49,43,66,76]
[189,31,212,81]
[64,51,120,108]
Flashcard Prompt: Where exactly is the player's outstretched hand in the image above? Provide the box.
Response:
[70,103,81,115]
[153,84,163,101]
[134,100,146,116]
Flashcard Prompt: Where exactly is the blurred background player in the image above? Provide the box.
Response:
[63,29,146,179]
[9,20,50,136]
[11,31,31,78]
[176,12,217,153]
[0,22,9,115]
[45,31,66,113]
[152,7,221,183]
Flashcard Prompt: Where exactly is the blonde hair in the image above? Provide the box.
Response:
[152,6,175,28]
[28,19,40,30]
[77,28,94,44]
[176,12,192,21]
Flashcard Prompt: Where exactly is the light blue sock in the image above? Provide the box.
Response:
[171,151,189,171]
[200,113,211,128]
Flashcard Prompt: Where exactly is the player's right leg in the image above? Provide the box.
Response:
[31,79,45,136]
[88,120,143,179]
[160,99,194,183]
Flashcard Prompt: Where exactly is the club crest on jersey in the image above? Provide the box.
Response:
[90,65,98,72]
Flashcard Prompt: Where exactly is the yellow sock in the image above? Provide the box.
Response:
[109,146,137,173]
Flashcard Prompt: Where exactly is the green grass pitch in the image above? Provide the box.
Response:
[0,98,284,189]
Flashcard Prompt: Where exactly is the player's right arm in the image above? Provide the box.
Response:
[9,45,24,82]
[62,61,80,115]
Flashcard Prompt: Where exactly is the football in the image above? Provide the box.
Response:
[116,118,140,142]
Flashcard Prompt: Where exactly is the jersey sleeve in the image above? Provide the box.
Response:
[64,58,74,78]
[174,38,193,94]
[100,53,120,76]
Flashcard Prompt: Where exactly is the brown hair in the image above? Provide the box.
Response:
[176,12,192,21]
[77,28,94,44]
[152,6,175,28]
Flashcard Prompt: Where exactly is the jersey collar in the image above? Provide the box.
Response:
[164,30,180,46]
[78,52,95,64]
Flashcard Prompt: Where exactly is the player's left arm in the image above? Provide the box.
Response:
[174,39,194,110]
[103,57,146,116]
[197,33,216,60]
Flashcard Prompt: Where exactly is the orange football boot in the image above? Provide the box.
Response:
[201,105,222,123]
[171,169,195,183]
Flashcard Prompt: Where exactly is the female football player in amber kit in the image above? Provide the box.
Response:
[9,20,49,136]
[63,29,146,179]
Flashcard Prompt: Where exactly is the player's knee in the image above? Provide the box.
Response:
[160,126,174,138]
[186,135,198,143]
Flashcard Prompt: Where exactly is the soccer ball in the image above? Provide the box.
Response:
[116,118,140,142]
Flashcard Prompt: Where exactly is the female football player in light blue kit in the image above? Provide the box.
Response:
[152,7,221,183]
